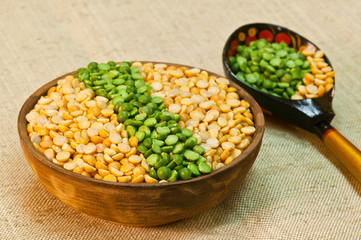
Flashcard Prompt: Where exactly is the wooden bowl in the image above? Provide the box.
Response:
[18,62,265,226]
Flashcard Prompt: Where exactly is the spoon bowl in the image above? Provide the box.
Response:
[222,23,335,132]
[222,23,361,183]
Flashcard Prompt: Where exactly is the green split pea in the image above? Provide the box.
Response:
[76,61,212,182]
[229,39,312,99]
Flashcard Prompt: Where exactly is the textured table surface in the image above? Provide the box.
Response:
[1,0,361,239]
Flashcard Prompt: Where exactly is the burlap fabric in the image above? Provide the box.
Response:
[1,0,361,239]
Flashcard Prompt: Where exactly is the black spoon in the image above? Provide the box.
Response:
[222,23,361,183]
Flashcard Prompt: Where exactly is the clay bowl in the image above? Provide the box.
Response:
[18,62,265,226]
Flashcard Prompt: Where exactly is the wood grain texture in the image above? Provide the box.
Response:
[18,62,265,226]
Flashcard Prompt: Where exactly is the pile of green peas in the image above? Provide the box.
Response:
[76,61,211,182]
[228,39,312,99]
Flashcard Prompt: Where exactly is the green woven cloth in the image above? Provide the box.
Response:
[1,0,361,239]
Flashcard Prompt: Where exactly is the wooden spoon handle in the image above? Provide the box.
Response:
[314,121,361,182]
[322,128,361,182]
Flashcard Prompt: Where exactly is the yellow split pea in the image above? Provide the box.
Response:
[291,49,335,100]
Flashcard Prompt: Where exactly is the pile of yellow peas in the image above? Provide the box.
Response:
[291,49,335,100]
[26,63,256,183]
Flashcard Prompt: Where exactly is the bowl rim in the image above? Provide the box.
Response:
[18,61,265,189]
[221,22,335,102]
